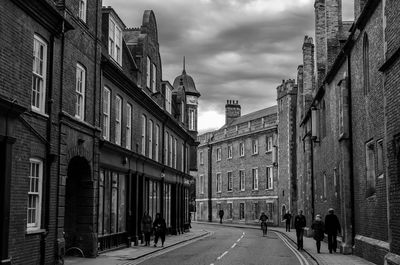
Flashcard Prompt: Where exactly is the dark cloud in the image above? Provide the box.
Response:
[103,0,354,132]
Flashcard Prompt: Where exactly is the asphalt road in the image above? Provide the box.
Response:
[134,224,307,265]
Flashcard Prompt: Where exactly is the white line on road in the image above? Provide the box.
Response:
[231,243,237,249]
[217,251,229,260]
[275,232,309,265]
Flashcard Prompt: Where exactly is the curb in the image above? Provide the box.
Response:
[124,230,211,261]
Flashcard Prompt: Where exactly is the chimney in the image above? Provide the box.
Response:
[354,0,367,21]
[325,0,342,71]
[225,100,241,125]
[302,36,315,110]
[314,0,326,88]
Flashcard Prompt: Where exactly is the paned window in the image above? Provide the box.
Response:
[366,141,376,196]
[141,115,147,155]
[115,96,122,145]
[169,135,173,167]
[239,203,245,220]
[165,85,172,113]
[126,104,132,150]
[253,203,259,220]
[227,172,233,191]
[27,159,43,230]
[174,138,177,169]
[227,203,233,219]
[189,109,195,130]
[165,132,169,166]
[75,64,86,120]
[239,170,245,191]
[151,63,156,93]
[181,143,185,171]
[155,125,160,162]
[216,148,221,161]
[199,175,204,194]
[216,173,222,193]
[266,166,273,190]
[252,168,258,190]
[103,87,111,140]
[146,57,151,89]
[108,17,122,65]
[252,139,258,154]
[266,136,273,152]
[32,35,47,113]
[227,145,232,159]
[148,120,153,159]
[377,139,384,177]
[239,142,244,157]
[78,0,87,22]
[199,151,204,165]
[181,102,185,123]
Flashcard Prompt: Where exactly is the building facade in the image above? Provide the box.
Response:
[0,1,198,264]
[196,101,279,225]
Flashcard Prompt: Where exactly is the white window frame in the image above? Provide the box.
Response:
[239,203,245,220]
[252,167,258,190]
[199,174,204,194]
[216,147,221,161]
[227,171,233,191]
[199,151,204,165]
[169,135,173,167]
[155,125,160,162]
[227,145,232,159]
[181,143,185,170]
[181,101,185,123]
[239,142,245,157]
[266,166,273,190]
[266,136,273,152]
[115,96,122,145]
[108,16,122,65]
[239,170,245,191]
[148,120,153,159]
[189,109,195,131]
[146,56,151,89]
[78,0,87,22]
[252,139,258,155]
[141,114,147,155]
[27,158,43,230]
[174,138,177,169]
[75,64,86,120]
[32,35,47,114]
[216,173,222,193]
[151,63,156,93]
[165,132,169,166]
[103,87,111,140]
[165,86,172,114]
[126,103,132,150]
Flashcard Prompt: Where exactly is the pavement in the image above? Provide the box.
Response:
[64,222,376,265]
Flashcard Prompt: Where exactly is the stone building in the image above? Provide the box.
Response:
[196,101,279,224]
[0,1,198,264]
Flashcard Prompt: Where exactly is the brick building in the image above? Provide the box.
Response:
[196,101,279,225]
[0,1,198,264]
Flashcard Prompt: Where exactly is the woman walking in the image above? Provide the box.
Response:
[141,211,152,246]
[311,214,325,253]
[153,213,167,247]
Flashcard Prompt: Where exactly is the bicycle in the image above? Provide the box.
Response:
[261,221,267,236]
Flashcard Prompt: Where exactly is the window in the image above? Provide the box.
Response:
[32,35,47,114]
[266,136,273,152]
[239,142,244,157]
[199,151,204,165]
[239,170,245,191]
[377,140,384,178]
[165,85,172,114]
[253,202,259,220]
[103,87,111,140]
[108,17,122,65]
[189,109,195,130]
[78,0,87,22]
[227,203,233,219]
[165,132,169,166]
[75,64,86,120]
[141,115,147,155]
[266,166,273,190]
[227,145,232,159]
[126,104,132,150]
[174,138,177,169]
[366,141,376,196]
[27,159,43,230]
[151,63,156,93]
[252,168,258,190]
[252,139,258,154]
[239,203,245,220]
[363,33,370,95]
[115,96,122,145]
[155,125,160,162]
[181,101,185,123]
[216,173,222,193]
[147,57,151,89]
[169,135,173,167]
[181,143,185,171]
[148,120,153,159]
[216,148,221,161]
[227,172,233,191]
[199,175,204,194]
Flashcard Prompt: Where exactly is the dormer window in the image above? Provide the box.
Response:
[108,16,122,65]
[165,84,172,114]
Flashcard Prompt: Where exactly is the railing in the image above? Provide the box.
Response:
[98,232,129,252]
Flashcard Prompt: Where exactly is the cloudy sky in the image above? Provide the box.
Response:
[103,0,354,133]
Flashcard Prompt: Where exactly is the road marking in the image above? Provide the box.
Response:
[217,251,229,260]
[231,243,237,249]
[275,232,309,265]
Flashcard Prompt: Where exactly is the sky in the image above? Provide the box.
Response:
[103,0,354,133]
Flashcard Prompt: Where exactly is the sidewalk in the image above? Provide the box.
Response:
[195,221,375,265]
[64,227,210,265]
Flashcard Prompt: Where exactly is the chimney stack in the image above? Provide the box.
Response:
[225,100,241,125]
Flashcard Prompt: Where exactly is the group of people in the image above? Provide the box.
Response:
[290,208,341,253]
[141,212,167,247]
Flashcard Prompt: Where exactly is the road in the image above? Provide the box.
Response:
[133,223,310,265]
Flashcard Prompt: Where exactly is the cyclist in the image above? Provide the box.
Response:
[259,212,269,236]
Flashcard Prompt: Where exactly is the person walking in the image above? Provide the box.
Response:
[311,214,325,253]
[283,210,292,232]
[259,212,269,236]
[325,208,341,253]
[218,209,224,224]
[294,210,306,250]
[141,211,152,246]
[153,213,167,247]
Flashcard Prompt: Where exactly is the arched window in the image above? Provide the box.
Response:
[363,33,370,95]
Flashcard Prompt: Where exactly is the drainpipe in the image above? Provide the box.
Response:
[207,141,213,222]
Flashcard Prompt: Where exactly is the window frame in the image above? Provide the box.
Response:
[199,174,204,194]
[216,173,222,193]
[27,158,43,231]
[148,120,153,159]
[216,147,222,161]
[103,87,111,140]
[189,108,195,130]
[227,171,233,191]
[108,16,122,65]
[151,63,157,93]
[239,170,245,191]
[78,0,87,22]
[155,125,160,162]
[365,140,376,197]
[239,142,245,157]
[227,145,232,159]
[266,136,273,152]
[75,63,86,120]
[252,139,258,155]
[141,114,147,155]
[126,103,132,150]
[31,35,48,114]
[199,151,204,165]
[115,95,122,145]
[239,203,245,220]
[252,167,258,190]
[266,166,273,190]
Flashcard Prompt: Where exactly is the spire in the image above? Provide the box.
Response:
[182,56,186,74]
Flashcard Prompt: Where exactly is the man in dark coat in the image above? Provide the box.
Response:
[153,213,167,247]
[325,208,341,253]
[283,210,292,232]
[294,210,306,250]
[218,209,224,224]
[311,214,325,253]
